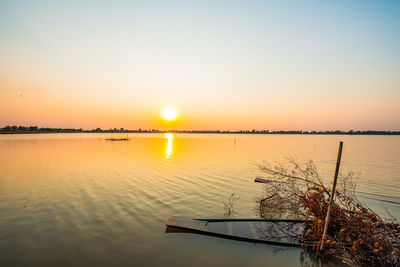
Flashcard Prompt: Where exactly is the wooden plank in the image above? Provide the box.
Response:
[272,222,289,243]
[227,222,233,235]
[195,218,307,223]
[166,216,208,231]
[165,216,311,247]
[248,222,260,239]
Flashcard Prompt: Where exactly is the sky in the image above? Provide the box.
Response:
[0,0,399,131]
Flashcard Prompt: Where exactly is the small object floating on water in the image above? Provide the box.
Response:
[165,216,311,247]
[104,138,130,141]
[255,177,270,183]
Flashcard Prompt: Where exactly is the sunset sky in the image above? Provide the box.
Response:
[1,0,399,131]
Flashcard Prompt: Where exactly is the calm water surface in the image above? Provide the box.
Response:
[0,133,399,266]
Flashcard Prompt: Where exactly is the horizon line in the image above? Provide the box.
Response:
[1,125,400,135]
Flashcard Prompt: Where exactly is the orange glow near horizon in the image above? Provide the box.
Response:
[0,2,399,131]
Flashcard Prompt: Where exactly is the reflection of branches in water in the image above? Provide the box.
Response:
[251,222,330,266]
[274,222,304,241]
[299,251,345,267]
[253,221,304,243]
[223,193,239,217]
[270,246,292,255]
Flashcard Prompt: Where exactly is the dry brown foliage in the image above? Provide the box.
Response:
[256,157,400,266]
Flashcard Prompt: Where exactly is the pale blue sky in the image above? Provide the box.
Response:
[0,0,399,130]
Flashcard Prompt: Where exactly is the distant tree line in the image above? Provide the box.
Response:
[0,125,83,133]
[1,126,399,135]
[171,130,400,135]
[0,126,160,134]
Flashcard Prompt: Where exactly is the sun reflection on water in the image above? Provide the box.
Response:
[164,133,174,159]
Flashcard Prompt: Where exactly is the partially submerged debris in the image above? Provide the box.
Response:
[256,157,400,266]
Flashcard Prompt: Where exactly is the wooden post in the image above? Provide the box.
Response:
[320,141,343,251]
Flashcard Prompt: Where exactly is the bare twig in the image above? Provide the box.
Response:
[223,193,239,217]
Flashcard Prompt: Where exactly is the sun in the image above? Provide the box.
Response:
[162,107,178,121]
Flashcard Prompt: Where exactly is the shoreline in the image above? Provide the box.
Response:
[1,131,400,135]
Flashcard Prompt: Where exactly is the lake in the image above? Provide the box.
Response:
[0,133,399,266]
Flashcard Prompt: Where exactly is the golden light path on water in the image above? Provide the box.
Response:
[164,133,174,159]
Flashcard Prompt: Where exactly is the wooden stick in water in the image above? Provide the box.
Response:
[320,141,343,251]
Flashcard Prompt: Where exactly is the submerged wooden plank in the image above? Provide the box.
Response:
[248,222,260,239]
[227,222,233,235]
[165,216,308,247]
[166,216,208,231]
[195,218,307,223]
[272,222,289,243]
